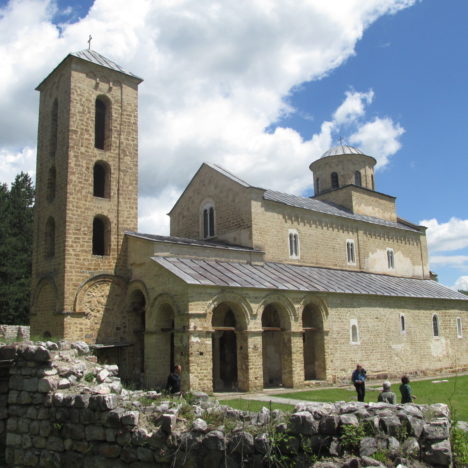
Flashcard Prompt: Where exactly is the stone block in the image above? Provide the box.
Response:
[290,411,319,435]
[85,425,106,441]
[423,418,450,440]
[89,394,117,411]
[97,443,121,458]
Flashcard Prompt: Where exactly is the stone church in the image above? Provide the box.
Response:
[30,50,468,393]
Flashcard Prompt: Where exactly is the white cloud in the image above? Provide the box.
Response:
[429,256,468,267]
[349,117,405,167]
[0,147,36,187]
[454,276,468,292]
[421,218,468,253]
[0,0,415,233]
[333,90,374,125]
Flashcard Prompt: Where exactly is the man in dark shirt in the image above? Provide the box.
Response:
[351,364,367,402]
[166,364,181,394]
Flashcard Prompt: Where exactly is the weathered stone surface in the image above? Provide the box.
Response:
[423,418,450,440]
[97,443,121,458]
[203,430,226,451]
[192,418,208,432]
[121,410,139,426]
[89,394,117,411]
[424,439,452,466]
[319,414,340,435]
[71,342,90,355]
[47,436,65,452]
[160,413,176,434]
[360,455,385,467]
[136,446,154,462]
[340,413,359,427]
[379,415,401,436]
[229,431,254,454]
[402,437,420,457]
[290,411,319,435]
[85,425,106,441]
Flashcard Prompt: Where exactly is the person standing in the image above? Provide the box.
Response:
[351,364,367,402]
[166,364,182,394]
[378,381,396,404]
[400,375,416,403]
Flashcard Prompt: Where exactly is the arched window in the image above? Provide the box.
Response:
[387,248,395,269]
[432,314,440,337]
[331,172,339,189]
[371,174,375,190]
[50,99,58,158]
[95,96,111,150]
[315,177,320,195]
[44,217,55,258]
[400,314,406,333]
[201,202,215,239]
[456,317,463,338]
[346,240,356,264]
[288,229,300,258]
[93,161,110,198]
[350,319,359,344]
[46,166,56,203]
[354,171,362,186]
[92,216,110,256]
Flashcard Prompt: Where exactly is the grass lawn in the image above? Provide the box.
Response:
[220,375,468,420]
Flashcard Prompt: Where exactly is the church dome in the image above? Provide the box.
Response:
[320,145,365,158]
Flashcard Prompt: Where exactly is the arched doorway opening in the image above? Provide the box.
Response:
[302,304,326,380]
[156,304,175,380]
[212,305,238,391]
[262,304,291,388]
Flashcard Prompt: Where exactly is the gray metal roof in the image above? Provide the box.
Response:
[206,163,252,187]
[321,145,366,158]
[264,190,420,232]
[126,231,261,252]
[152,256,468,301]
[71,49,142,80]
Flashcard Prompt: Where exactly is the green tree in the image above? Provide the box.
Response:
[0,173,35,324]
[458,290,468,296]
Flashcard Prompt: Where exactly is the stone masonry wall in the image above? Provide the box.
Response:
[0,326,30,342]
[0,341,456,467]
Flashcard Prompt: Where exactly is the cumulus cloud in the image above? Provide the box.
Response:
[0,0,414,233]
[333,90,374,125]
[349,117,405,167]
[454,276,468,292]
[421,218,468,253]
[0,147,36,187]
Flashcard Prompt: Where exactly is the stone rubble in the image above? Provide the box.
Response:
[0,341,460,467]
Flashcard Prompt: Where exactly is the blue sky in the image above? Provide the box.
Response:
[0,0,467,289]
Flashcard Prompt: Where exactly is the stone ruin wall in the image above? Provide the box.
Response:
[0,325,30,342]
[0,341,456,467]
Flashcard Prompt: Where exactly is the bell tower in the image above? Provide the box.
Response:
[30,50,143,340]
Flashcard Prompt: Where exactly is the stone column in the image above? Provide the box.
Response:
[237,330,263,392]
[186,330,213,393]
[281,331,304,388]
[290,331,305,388]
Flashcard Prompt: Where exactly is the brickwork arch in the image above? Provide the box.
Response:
[206,292,252,331]
[300,295,328,380]
[146,293,179,388]
[147,293,179,331]
[257,293,297,330]
[299,295,329,332]
[73,275,127,343]
[258,294,297,388]
[30,277,61,339]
